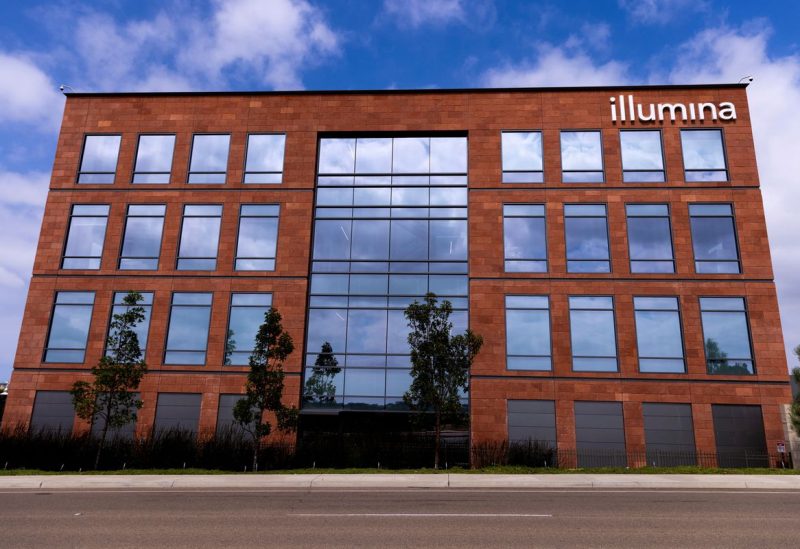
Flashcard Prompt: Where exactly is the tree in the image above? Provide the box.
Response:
[404,293,483,469]
[790,345,800,436]
[71,291,147,469]
[233,307,298,471]
[705,338,751,375]
[303,342,341,406]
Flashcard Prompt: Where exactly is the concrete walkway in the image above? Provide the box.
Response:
[1,473,799,490]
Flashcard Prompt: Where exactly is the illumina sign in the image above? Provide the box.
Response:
[610,95,736,123]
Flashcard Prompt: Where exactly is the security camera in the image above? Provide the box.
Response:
[59,85,65,91]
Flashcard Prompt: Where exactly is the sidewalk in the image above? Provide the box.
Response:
[1,473,799,490]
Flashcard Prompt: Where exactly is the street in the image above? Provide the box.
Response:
[0,487,797,548]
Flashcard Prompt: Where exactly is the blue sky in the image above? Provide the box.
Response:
[1,0,799,382]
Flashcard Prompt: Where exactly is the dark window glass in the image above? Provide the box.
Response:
[561,131,603,183]
[78,135,120,184]
[569,296,617,372]
[154,393,201,434]
[620,131,664,182]
[681,129,727,181]
[505,296,551,371]
[225,293,272,365]
[235,205,279,270]
[502,131,543,183]
[689,204,740,274]
[91,392,139,440]
[164,293,212,365]
[244,134,285,183]
[188,134,230,184]
[106,291,153,356]
[44,292,94,363]
[626,204,674,273]
[504,204,546,272]
[63,205,109,269]
[30,391,74,434]
[633,297,685,373]
[119,205,165,270]
[700,297,754,375]
[177,205,222,270]
[133,135,175,184]
[564,204,610,273]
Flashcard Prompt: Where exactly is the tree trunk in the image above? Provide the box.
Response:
[252,439,259,473]
[95,400,113,470]
[434,411,441,470]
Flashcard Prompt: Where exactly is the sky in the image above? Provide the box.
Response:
[0,0,799,382]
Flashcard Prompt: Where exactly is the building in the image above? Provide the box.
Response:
[1,84,792,466]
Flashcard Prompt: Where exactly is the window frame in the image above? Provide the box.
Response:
[176,204,223,271]
[500,130,544,183]
[568,295,619,372]
[632,295,687,374]
[502,203,548,273]
[187,133,231,184]
[699,296,756,375]
[163,292,214,366]
[43,291,95,363]
[688,202,742,274]
[563,203,612,273]
[234,204,281,271]
[619,129,666,183]
[625,203,676,274]
[504,295,553,371]
[76,134,122,184]
[131,133,176,184]
[243,132,286,184]
[61,204,110,270]
[560,129,605,183]
[118,204,166,270]
[224,292,273,366]
[680,128,729,182]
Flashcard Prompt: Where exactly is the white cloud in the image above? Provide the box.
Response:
[0,52,63,130]
[664,23,800,370]
[382,0,495,29]
[482,44,629,87]
[618,0,709,25]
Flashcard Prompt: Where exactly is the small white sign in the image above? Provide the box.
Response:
[777,441,786,453]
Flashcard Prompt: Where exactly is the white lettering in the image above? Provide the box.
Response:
[610,95,737,123]
[658,103,688,121]
[719,102,737,120]
[699,102,717,121]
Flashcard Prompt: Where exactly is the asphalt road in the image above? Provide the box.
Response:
[0,488,798,548]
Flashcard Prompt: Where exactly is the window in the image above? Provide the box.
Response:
[30,391,74,434]
[62,205,109,269]
[620,130,664,182]
[569,296,617,372]
[502,131,543,183]
[626,204,674,273]
[106,292,153,356]
[119,205,166,270]
[244,134,286,183]
[503,205,547,272]
[700,297,754,374]
[164,293,213,365]
[561,131,603,182]
[44,292,94,363]
[133,135,175,184]
[633,297,685,373]
[154,393,202,434]
[188,134,230,183]
[77,135,121,184]
[235,205,279,270]
[689,204,740,274]
[177,205,222,270]
[505,296,551,371]
[225,293,272,365]
[564,204,610,273]
[681,129,727,181]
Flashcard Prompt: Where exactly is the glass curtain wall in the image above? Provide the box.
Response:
[305,135,468,411]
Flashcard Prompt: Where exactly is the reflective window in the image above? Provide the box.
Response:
[164,293,212,365]
[225,293,272,365]
[700,297,754,374]
[107,292,153,356]
[505,296,551,370]
[119,205,165,270]
[681,129,727,181]
[569,296,617,372]
[504,204,547,272]
[633,297,685,373]
[561,131,603,183]
[626,204,674,273]
[44,292,94,363]
[564,204,610,273]
[308,135,468,410]
[177,205,222,270]
[502,131,543,183]
[63,204,109,269]
[188,134,230,184]
[620,131,664,182]
[235,205,279,270]
[78,135,120,184]
[133,135,175,184]
[244,134,285,183]
[689,204,740,274]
